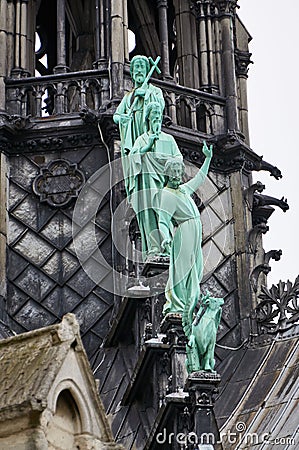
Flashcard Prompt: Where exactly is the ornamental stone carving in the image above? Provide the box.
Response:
[254,276,299,333]
[33,159,85,207]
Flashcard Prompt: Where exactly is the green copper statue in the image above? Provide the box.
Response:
[183,292,224,373]
[128,101,183,259]
[113,55,165,157]
[158,141,213,314]
[113,55,169,258]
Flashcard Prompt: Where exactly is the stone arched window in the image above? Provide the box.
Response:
[46,389,81,450]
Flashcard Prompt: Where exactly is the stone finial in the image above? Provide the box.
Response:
[56,313,81,342]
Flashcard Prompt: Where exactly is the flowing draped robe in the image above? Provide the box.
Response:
[127,131,182,258]
[158,158,211,314]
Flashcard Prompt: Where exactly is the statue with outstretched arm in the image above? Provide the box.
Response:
[158,141,213,314]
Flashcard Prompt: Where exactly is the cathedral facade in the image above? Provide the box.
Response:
[0,1,297,449]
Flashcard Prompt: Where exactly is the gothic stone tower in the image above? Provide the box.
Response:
[0,1,295,449]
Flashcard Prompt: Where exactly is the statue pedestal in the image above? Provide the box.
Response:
[142,255,169,294]
[104,256,169,347]
[142,254,169,276]
[185,371,222,449]
[161,313,188,393]
[161,313,186,345]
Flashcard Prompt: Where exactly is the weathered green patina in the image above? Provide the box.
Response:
[127,101,182,258]
[183,292,224,373]
[114,55,222,372]
[158,142,213,314]
[113,55,165,158]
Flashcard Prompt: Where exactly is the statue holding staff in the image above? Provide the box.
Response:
[128,101,183,259]
[113,55,165,159]
[158,141,213,314]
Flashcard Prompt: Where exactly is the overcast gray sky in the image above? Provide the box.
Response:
[239,1,298,286]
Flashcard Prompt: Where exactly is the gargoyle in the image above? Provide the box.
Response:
[244,181,265,210]
[252,194,289,227]
[255,159,282,180]
[253,193,289,212]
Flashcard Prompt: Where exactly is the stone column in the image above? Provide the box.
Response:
[20,0,28,70]
[230,170,252,342]
[216,0,239,132]
[235,49,252,144]
[110,0,127,99]
[11,0,30,77]
[14,0,21,69]
[198,2,209,89]
[173,0,199,88]
[26,0,35,76]
[93,0,108,69]
[6,0,15,72]
[94,0,100,63]
[206,2,217,92]
[99,0,107,61]
[157,0,171,79]
[0,0,8,108]
[191,0,219,92]
[123,0,129,63]
[214,9,223,95]
[54,0,68,73]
